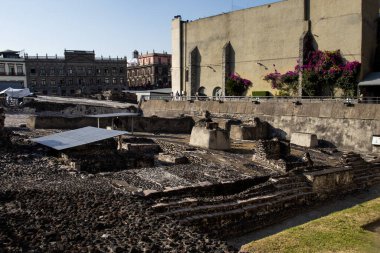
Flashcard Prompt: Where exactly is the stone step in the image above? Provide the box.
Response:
[273,182,309,191]
[164,187,312,218]
[153,185,277,212]
[182,192,315,226]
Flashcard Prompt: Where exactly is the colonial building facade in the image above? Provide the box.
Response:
[0,50,27,90]
[127,51,171,90]
[172,0,379,97]
[25,50,127,96]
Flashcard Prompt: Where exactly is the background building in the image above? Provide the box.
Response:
[0,50,27,90]
[25,50,127,96]
[127,50,171,90]
[172,0,379,97]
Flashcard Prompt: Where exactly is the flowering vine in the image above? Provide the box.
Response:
[225,73,252,96]
[263,50,361,96]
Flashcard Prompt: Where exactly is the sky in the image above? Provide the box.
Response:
[0,0,279,58]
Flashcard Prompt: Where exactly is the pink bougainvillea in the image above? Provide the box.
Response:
[263,50,361,96]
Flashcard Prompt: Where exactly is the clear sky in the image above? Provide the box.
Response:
[0,0,279,58]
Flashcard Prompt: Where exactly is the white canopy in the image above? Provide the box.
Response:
[359,72,380,86]
[0,88,32,98]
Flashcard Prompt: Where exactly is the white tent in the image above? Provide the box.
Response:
[0,88,32,98]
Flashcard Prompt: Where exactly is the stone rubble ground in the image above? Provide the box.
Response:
[0,114,238,252]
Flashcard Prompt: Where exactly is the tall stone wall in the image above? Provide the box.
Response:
[172,0,376,96]
[141,100,380,153]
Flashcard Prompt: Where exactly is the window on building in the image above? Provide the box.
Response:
[119,67,124,74]
[60,79,65,85]
[30,68,36,75]
[104,68,109,75]
[51,80,56,86]
[87,68,92,75]
[40,68,46,75]
[105,78,109,84]
[31,79,37,86]
[96,68,101,75]
[41,79,46,85]
[68,67,73,75]
[50,67,55,76]
[112,78,117,84]
[120,78,124,84]
[112,67,116,74]
[59,68,64,76]
[8,64,15,75]
[17,65,23,75]
[96,79,101,84]
[77,67,84,75]
[68,79,73,85]
[0,64,5,74]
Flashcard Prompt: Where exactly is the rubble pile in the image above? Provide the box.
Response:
[0,142,236,252]
[252,139,287,171]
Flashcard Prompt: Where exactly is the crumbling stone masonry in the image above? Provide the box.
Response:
[60,139,154,173]
[230,117,269,140]
[189,111,231,150]
[252,139,290,172]
[0,107,10,147]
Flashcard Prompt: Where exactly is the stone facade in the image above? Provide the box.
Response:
[127,51,171,90]
[0,50,27,90]
[171,0,379,96]
[25,50,127,96]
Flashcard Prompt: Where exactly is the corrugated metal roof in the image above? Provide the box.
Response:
[359,72,380,86]
[86,112,140,118]
[31,126,128,150]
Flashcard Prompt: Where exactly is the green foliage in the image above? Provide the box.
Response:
[225,73,252,96]
[252,91,271,97]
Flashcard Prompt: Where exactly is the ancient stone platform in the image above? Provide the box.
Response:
[291,132,318,148]
[189,126,230,150]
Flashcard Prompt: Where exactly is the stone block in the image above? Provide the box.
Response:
[290,132,318,148]
[123,143,161,154]
[158,153,189,164]
[230,122,268,140]
[189,126,230,150]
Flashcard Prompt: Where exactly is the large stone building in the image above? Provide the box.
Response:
[127,50,171,90]
[0,50,27,90]
[172,0,379,97]
[25,50,127,96]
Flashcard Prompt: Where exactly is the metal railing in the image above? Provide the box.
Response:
[141,95,380,104]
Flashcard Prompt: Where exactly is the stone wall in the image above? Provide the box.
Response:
[23,99,134,117]
[141,100,380,153]
[28,115,194,134]
[171,0,377,95]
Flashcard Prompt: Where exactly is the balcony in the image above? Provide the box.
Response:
[0,72,25,76]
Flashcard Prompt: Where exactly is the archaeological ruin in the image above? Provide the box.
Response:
[0,96,380,252]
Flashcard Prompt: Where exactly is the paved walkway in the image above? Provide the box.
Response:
[228,184,380,249]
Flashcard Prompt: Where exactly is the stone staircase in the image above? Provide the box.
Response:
[341,153,380,189]
[151,175,314,238]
